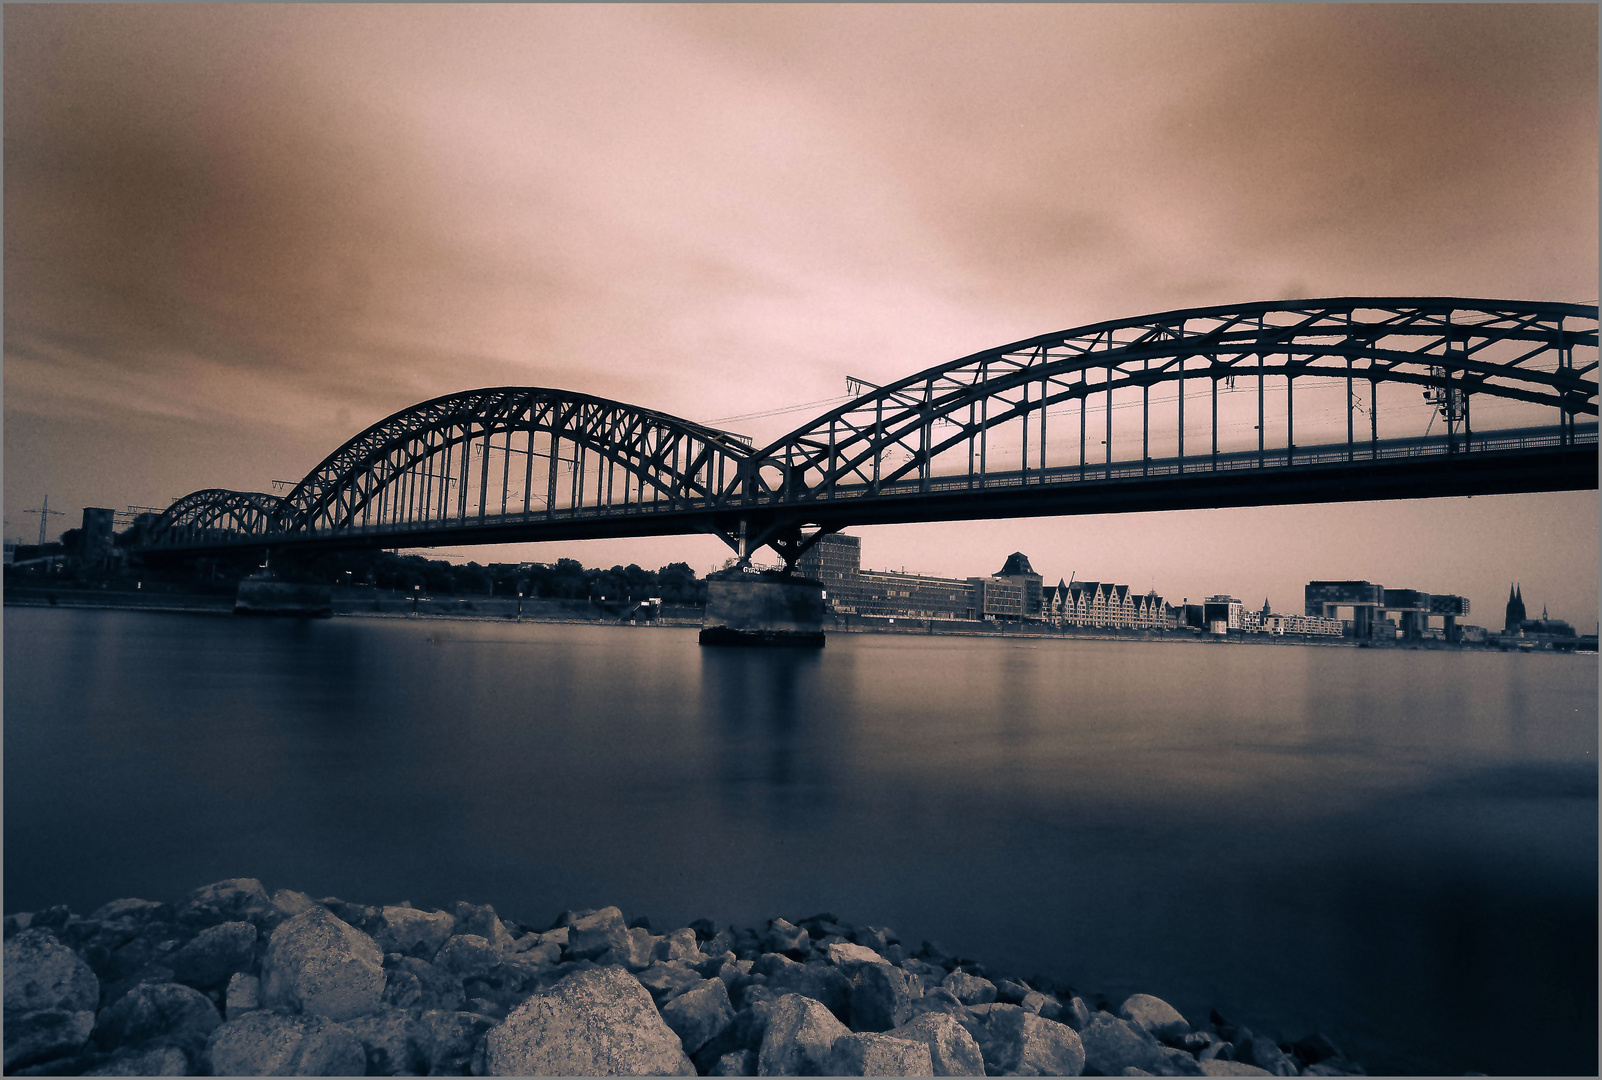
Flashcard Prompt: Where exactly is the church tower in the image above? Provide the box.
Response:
[1504,583,1527,632]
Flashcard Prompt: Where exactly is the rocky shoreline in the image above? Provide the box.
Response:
[4,879,1375,1077]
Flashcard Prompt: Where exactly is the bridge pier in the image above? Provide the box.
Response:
[699,570,826,647]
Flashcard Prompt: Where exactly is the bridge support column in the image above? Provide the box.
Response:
[699,571,826,647]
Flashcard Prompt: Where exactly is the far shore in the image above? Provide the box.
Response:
[5,587,1547,651]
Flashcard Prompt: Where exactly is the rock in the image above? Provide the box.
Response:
[176,879,275,931]
[435,933,499,980]
[564,906,629,961]
[994,979,1032,1005]
[453,901,515,953]
[224,973,260,1020]
[1291,1033,1344,1065]
[3,1009,97,1071]
[93,982,220,1054]
[382,955,465,1012]
[169,921,256,989]
[343,1006,426,1075]
[707,1047,759,1075]
[1019,991,1053,1016]
[83,1043,192,1075]
[906,987,966,1020]
[1200,1062,1273,1077]
[539,925,570,948]
[963,1003,1086,1076]
[942,970,998,1005]
[761,919,811,959]
[269,890,316,921]
[757,956,852,1022]
[849,961,921,1032]
[260,905,385,1021]
[890,1012,986,1076]
[1302,1060,1366,1077]
[851,926,897,953]
[756,993,849,1076]
[654,928,706,964]
[203,1011,366,1076]
[1119,994,1191,1042]
[88,900,171,926]
[828,1032,935,1075]
[1062,997,1092,1031]
[604,925,661,970]
[7,929,99,1011]
[373,906,455,960]
[1241,1035,1296,1076]
[478,965,695,1075]
[638,962,706,1005]
[660,978,737,1055]
[1076,1012,1167,1075]
[419,1008,496,1074]
[827,941,885,967]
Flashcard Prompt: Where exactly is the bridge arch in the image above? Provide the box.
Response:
[740,298,1597,504]
[277,387,754,535]
[145,489,288,547]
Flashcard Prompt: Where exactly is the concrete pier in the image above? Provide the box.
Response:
[234,579,334,617]
[699,571,826,647]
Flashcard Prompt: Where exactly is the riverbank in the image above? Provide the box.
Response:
[3,590,1486,650]
[4,878,1373,1077]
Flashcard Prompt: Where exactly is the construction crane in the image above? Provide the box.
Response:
[23,495,64,546]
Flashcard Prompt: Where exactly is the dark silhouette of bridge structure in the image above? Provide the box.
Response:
[138,298,1598,568]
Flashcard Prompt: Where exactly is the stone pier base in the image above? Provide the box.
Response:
[699,572,825,647]
[234,580,334,618]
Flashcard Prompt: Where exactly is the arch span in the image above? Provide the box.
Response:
[146,489,288,547]
[277,387,754,536]
[738,298,1597,505]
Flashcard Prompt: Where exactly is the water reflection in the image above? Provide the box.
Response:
[701,646,830,821]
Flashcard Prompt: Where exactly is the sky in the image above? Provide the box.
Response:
[5,4,1598,627]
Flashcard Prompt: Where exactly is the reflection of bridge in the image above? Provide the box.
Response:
[139,298,1598,567]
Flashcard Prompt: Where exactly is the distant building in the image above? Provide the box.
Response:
[1504,584,1528,632]
[1203,595,1244,633]
[994,553,1044,619]
[797,534,862,605]
[1263,612,1344,637]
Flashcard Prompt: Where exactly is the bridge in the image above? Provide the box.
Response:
[138,298,1598,569]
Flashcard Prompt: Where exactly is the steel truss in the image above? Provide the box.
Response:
[140,298,1597,561]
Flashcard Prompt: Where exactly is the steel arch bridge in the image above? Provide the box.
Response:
[138,297,1598,566]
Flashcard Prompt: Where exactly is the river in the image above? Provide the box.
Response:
[4,607,1595,1074]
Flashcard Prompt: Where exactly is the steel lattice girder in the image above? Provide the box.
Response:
[146,489,287,544]
[734,298,1597,500]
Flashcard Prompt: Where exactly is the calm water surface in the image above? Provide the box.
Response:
[5,608,1596,1074]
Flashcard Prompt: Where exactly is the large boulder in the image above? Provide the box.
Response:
[889,1012,985,1076]
[343,1005,427,1075]
[637,962,706,1006]
[1240,1034,1297,1077]
[827,1032,935,1075]
[654,928,706,965]
[1119,994,1191,1042]
[93,982,220,1055]
[419,1009,497,1074]
[3,1009,98,1071]
[477,965,695,1075]
[454,901,516,954]
[382,955,466,1013]
[1201,1062,1273,1077]
[373,906,456,960]
[604,926,662,971]
[88,900,171,926]
[849,961,921,1031]
[756,993,850,1076]
[964,1003,1086,1076]
[661,978,737,1056]
[5,928,100,1015]
[827,941,885,967]
[753,954,852,1023]
[82,1042,192,1076]
[260,906,386,1020]
[761,919,812,959]
[434,933,500,981]
[942,970,998,1005]
[1079,1011,1205,1077]
[204,1011,366,1076]
[177,879,276,931]
[564,907,630,961]
[170,921,257,989]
